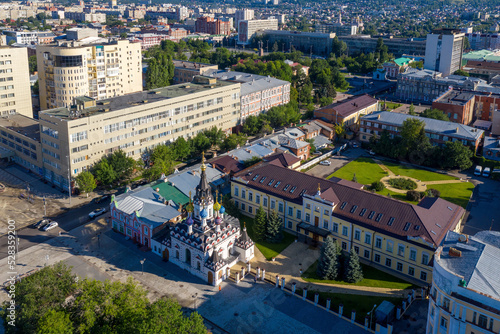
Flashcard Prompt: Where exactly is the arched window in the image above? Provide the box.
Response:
[197,261,201,271]
[185,249,191,266]
[175,250,179,259]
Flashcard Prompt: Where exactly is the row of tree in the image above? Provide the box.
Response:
[1,262,206,334]
[317,238,364,283]
[241,102,302,136]
[252,206,284,243]
[369,118,473,170]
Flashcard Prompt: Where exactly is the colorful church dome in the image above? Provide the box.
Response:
[200,208,208,219]
[213,200,221,212]
[215,216,222,225]
[186,215,193,225]
[219,206,225,214]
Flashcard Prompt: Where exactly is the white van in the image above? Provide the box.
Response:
[474,165,483,176]
[483,167,491,178]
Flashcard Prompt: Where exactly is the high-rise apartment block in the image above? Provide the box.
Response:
[36,39,142,110]
[235,9,254,28]
[0,47,33,118]
[425,29,465,77]
[238,19,278,45]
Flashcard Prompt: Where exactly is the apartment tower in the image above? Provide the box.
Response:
[425,29,465,77]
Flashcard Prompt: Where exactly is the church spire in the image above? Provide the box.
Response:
[194,151,213,205]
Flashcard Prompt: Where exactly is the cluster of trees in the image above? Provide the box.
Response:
[241,102,302,136]
[417,108,450,121]
[91,150,137,187]
[1,262,206,334]
[145,54,175,90]
[317,238,363,283]
[370,118,473,170]
[332,37,391,75]
[407,188,441,202]
[308,58,349,106]
[253,206,284,243]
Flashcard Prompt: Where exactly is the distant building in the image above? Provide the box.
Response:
[425,29,465,77]
[64,12,106,23]
[432,90,475,125]
[338,35,427,57]
[172,60,218,84]
[66,28,98,41]
[263,30,336,57]
[3,30,39,45]
[235,9,254,28]
[383,57,413,79]
[194,17,231,36]
[483,136,500,161]
[315,23,357,36]
[238,19,278,45]
[427,230,500,334]
[359,111,484,152]
[314,94,379,131]
[465,32,500,50]
[0,47,33,118]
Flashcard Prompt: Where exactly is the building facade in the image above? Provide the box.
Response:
[432,90,475,125]
[235,9,254,28]
[64,12,107,23]
[172,60,218,84]
[359,111,484,152]
[264,30,335,57]
[383,57,413,79]
[0,47,33,118]
[37,39,142,110]
[238,19,278,45]
[465,32,500,50]
[427,230,500,334]
[3,30,39,45]
[338,35,427,57]
[231,162,465,285]
[315,23,357,36]
[195,17,231,35]
[425,29,465,77]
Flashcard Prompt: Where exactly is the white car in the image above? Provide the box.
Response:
[483,167,491,178]
[89,208,106,219]
[369,150,376,156]
[42,221,58,231]
[474,165,483,176]
[319,160,331,166]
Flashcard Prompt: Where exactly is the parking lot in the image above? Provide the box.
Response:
[306,146,365,179]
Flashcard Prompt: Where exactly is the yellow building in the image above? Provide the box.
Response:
[427,230,500,334]
[231,162,465,285]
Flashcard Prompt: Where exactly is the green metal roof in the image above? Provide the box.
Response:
[394,57,412,66]
[463,50,495,60]
[151,181,190,206]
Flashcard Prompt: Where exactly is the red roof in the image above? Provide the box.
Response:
[318,94,378,118]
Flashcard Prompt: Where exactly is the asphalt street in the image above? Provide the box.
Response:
[0,197,110,257]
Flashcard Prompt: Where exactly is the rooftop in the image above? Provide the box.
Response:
[150,181,190,206]
[172,59,218,70]
[318,94,379,118]
[434,90,476,105]
[362,111,484,141]
[0,114,40,142]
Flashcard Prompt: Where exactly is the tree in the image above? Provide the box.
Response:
[305,138,316,153]
[242,115,261,135]
[108,150,134,181]
[142,159,174,182]
[420,108,450,121]
[220,133,247,152]
[93,158,117,186]
[28,55,37,74]
[253,206,267,241]
[343,249,364,283]
[272,41,279,52]
[400,118,429,157]
[317,238,340,280]
[204,126,225,148]
[440,141,473,170]
[352,173,358,183]
[332,36,347,57]
[265,211,283,243]
[192,132,211,155]
[37,310,74,334]
[75,171,97,197]
[454,69,469,77]
[145,54,174,89]
[243,156,262,168]
[335,123,346,141]
[463,36,470,50]
[408,103,416,115]
[172,137,192,161]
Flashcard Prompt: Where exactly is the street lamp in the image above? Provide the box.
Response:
[367,304,377,329]
[140,258,146,275]
[193,292,198,310]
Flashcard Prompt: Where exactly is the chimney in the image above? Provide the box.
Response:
[449,247,462,257]
[456,127,459,133]
[377,114,381,119]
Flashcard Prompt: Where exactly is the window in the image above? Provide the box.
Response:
[271,200,275,210]
[350,205,358,213]
[385,258,392,267]
[489,318,494,331]
[288,207,293,216]
[323,220,328,229]
[421,253,429,265]
[278,202,284,213]
[306,203,311,209]
[241,189,246,199]
[234,187,239,197]
[263,197,268,207]
[342,242,347,250]
[364,233,371,245]
[305,213,310,222]
[342,226,348,236]
[288,221,292,228]
[473,311,477,324]
[430,305,435,317]
[397,262,403,272]
[403,222,411,231]
[386,241,393,253]
[409,249,417,261]
[440,317,447,329]
[354,230,361,241]
[359,208,367,216]
[256,194,260,204]
[324,209,329,216]
[375,213,383,222]
[398,244,405,257]
[388,217,395,226]
[374,254,381,263]
[249,206,253,214]
[340,202,347,210]
[354,246,359,254]
[241,203,245,211]
[364,250,370,258]
[332,222,338,233]
[420,271,427,281]
[375,237,382,249]
[408,267,415,276]
[368,211,375,219]
[248,192,253,201]
[296,210,302,219]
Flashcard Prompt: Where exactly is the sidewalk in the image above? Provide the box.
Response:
[249,242,410,298]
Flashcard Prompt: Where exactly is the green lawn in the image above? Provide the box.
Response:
[428,182,474,208]
[296,288,403,325]
[383,161,457,181]
[328,157,388,185]
[384,102,402,110]
[241,215,296,260]
[302,260,415,290]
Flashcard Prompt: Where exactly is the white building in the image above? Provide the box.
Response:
[3,30,39,45]
[235,9,254,28]
[151,154,254,286]
[425,29,465,77]
[427,230,500,334]
[238,19,278,45]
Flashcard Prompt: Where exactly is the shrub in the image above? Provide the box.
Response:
[370,181,385,192]
[426,188,441,197]
[406,190,421,201]
[388,178,417,190]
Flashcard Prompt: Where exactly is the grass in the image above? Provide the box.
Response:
[241,215,296,260]
[328,157,388,185]
[428,182,474,208]
[383,102,402,110]
[296,288,404,325]
[302,260,415,290]
[383,161,457,181]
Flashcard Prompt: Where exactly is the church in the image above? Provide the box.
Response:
[152,153,254,286]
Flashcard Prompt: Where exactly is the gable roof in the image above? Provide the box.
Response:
[263,151,301,167]
[318,94,378,118]
[210,155,245,174]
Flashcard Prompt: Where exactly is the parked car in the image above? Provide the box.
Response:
[313,151,322,155]
[483,167,491,178]
[33,219,50,229]
[352,142,359,148]
[369,150,376,156]
[42,221,58,231]
[89,208,106,219]
[94,195,110,204]
[474,165,483,176]
[319,160,331,166]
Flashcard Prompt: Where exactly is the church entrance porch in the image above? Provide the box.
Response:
[208,271,214,285]
[162,249,169,261]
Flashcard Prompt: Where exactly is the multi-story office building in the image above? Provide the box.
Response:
[359,111,484,152]
[231,162,465,285]
[3,30,39,45]
[238,19,278,45]
[338,35,427,57]
[315,23,357,36]
[263,31,336,57]
[425,29,465,77]
[207,70,290,120]
[465,32,500,50]
[37,39,142,110]
[64,12,107,23]
[427,230,500,334]
[235,9,254,28]
[172,60,218,84]
[194,17,231,36]
[0,47,32,118]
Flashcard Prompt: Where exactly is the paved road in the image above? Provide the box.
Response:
[0,197,110,257]
[463,175,500,234]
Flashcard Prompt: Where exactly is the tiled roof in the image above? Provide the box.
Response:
[319,94,379,118]
[263,151,301,167]
[233,164,464,247]
[210,155,245,174]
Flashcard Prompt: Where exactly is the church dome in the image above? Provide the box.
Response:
[215,216,222,225]
[200,208,208,219]
[186,216,193,225]
[219,206,225,214]
[213,201,221,212]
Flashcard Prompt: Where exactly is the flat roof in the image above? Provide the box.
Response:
[42,78,237,119]
[434,90,476,105]
[172,59,217,70]
[0,114,40,142]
